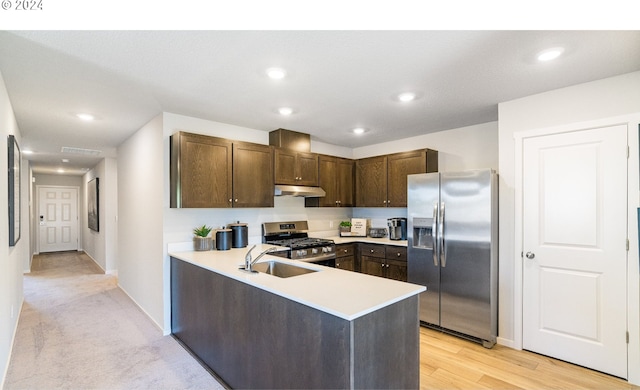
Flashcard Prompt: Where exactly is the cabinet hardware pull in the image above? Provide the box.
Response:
[228,199,232,202]
[370,249,374,253]
[397,253,401,257]
[234,199,238,202]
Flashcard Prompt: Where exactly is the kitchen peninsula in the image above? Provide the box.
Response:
[170,244,425,389]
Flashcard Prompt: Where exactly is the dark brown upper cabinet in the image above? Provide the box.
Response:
[170,131,274,208]
[232,142,274,208]
[170,131,233,208]
[355,149,438,208]
[273,148,319,186]
[305,155,354,207]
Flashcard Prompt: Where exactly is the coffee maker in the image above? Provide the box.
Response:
[387,217,407,240]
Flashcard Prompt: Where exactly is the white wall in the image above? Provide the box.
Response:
[0,71,28,387]
[353,122,499,227]
[498,71,640,363]
[117,115,165,330]
[82,158,118,273]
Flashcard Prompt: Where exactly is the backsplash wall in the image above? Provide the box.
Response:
[163,196,352,246]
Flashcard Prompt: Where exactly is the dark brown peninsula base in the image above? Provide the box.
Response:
[171,257,420,389]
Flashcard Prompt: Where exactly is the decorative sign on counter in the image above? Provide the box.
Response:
[350,218,368,237]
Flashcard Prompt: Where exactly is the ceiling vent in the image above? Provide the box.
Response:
[61,146,102,156]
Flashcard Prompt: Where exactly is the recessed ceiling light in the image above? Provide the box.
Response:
[266,67,286,79]
[398,92,417,102]
[352,127,367,135]
[278,107,293,116]
[537,47,565,62]
[76,113,95,121]
[22,150,33,155]
[62,159,69,163]
[57,168,65,173]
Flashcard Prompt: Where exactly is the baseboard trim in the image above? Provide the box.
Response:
[1,298,24,389]
[497,336,517,349]
[83,251,106,273]
[117,283,165,334]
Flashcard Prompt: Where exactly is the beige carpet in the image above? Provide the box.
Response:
[4,251,225,390]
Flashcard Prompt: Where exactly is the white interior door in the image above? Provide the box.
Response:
[38,186,79,253]
[522,124,628,378]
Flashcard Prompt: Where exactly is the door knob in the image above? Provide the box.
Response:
[525,252,535,259]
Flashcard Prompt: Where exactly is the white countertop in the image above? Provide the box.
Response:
[329,236,408,247]
[169,244,424,321]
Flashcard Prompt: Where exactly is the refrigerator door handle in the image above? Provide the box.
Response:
[439,201,446,267]
[432,203,439,266]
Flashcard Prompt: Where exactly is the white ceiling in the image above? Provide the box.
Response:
[1,30,639,175]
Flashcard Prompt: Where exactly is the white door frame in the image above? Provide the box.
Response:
[35,185,81,254]
[514,114,640,384]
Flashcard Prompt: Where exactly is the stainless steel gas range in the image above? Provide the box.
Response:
[262,221,336,267]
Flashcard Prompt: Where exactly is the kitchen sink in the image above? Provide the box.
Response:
[252,260,318,278]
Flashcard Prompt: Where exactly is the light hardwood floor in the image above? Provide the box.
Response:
[420,327,639,389]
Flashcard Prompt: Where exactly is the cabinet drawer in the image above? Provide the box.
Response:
[360,244,385,258]
[336,243,355,258]
[385,246,407,261]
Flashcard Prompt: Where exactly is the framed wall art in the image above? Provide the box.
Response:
[88,177,99,232]
[8,135,20,246]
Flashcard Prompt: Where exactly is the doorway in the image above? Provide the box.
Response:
[519,124,628,378]
[37,186,79,253]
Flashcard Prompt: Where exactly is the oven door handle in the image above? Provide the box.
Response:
[296,252,336,263]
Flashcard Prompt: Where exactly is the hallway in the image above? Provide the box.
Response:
[3,251,223,389]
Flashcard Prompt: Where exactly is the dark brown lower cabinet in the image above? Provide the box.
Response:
[360,244,408,282]
[171,257,419,390]
[335,243,356,271]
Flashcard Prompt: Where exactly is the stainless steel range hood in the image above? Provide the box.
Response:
[274,185,326,197]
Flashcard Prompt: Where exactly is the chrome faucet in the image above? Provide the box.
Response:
[243,245,278,272]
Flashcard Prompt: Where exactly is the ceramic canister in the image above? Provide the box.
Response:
[227,222,248,248]
[215,228,233,250]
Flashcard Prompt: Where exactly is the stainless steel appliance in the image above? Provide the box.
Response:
[387,217,407,240]
[262,221,336,267]
[407,169,498,348]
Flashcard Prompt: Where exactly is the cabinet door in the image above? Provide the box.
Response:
[355,156,387,207]
[233,142,274,208]
[170,132,232,208]
[336,158,354,207]
[385,258,407,282]
[317,155,338,207]
[361,256,385,277]
[274,148,297,185]
[387,150,427,207]
[335,255,355,271]
[296,151,319,186]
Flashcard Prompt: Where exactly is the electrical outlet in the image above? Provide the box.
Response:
[329,221,334,228]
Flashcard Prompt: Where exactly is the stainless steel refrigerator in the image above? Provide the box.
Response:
[407,169,498,348]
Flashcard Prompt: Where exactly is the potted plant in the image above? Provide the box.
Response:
[339,220,352,235]
[193,224,213,251]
